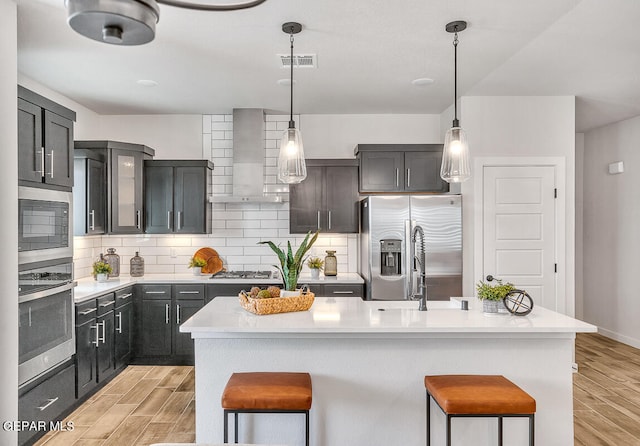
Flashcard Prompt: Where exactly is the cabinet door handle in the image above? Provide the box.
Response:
[47,150,54,178]
[136,210,141,229]
[167,211,172,230]
[99,300,115,307]
[89,210,95,230]
[92,324,99,347]
[99,321,107,344]
[176,304,181,325]
[395,168,400,188]
[407,168,411,188]
[145,291,167,295]
[79,307,97,316]
[116,312,122,334]
[38,148,45,177]
[178,290,200,295]
[28,307,32,327]
[118,293,132,300]
[165,303,170,324]
[37,397,59,412]
[177,211,182,230]
[328,210,332,230]
[332,291,354,294]
[317,210,321,230]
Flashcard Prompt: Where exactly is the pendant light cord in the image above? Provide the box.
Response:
[289,32,295,129]
[453,29,459,127]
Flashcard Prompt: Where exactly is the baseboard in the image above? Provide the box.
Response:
[596,327,640,349]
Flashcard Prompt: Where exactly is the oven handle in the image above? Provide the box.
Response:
[18,282,76,304]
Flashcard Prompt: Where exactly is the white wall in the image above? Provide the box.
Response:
[458,96,576,313]
[583,115,640,347]
[1,0,18,442]
[99,115,202,159]
[300,114,442,157]
[575,132,584,320]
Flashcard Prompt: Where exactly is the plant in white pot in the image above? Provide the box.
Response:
[306,256,324,280]
[476,279,515,313]
[188,256,207,275]
[259,231,319,296]
[92,260,113,283]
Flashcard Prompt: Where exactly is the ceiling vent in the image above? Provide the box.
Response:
[279,54,317,68]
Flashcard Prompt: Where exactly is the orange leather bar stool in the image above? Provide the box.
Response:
[424,375,536,446]
[221,372,312,445]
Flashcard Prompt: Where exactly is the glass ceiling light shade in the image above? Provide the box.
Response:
[65,0,268,45]
[440,20,471,183]
[277,22,307,184]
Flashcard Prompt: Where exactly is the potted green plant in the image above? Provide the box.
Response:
[92,260,113,283]
[188,256,207,275]
[476,279,515,313]
[259,231,319,295]
[306,256,324,280]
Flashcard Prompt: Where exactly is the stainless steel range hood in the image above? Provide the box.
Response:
[210,108,286,203]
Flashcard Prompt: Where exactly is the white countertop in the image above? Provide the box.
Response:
[180,296,597,338]
[73,272,364,303]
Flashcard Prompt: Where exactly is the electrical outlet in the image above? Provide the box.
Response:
[170,248,177,258]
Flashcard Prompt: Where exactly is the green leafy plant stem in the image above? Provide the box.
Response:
[258,231,319,291]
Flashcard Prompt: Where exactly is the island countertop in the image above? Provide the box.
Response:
[180,296,597,337]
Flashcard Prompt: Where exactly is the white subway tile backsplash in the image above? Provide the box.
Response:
[244,210,278,220]
[212,122,233,131]
[211,115,226,122]
[202,115,212,133]
[211,131,227,140]
[227,220,261,229]
[212,139,233,149]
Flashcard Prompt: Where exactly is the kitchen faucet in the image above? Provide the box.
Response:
[411,224,427,311]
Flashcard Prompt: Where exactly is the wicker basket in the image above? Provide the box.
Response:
[238,289,315,315]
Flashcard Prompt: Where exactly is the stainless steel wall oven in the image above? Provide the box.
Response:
[18,259,75,387]
[18,186,73,264]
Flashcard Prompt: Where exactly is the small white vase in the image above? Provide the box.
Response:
[281,289,302,297]
[482,300,500,313]
[192,267,202,276]
[310,268,320,279]
[96,273,108,283]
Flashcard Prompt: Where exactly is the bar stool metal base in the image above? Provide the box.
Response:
[426,391,535,446]
[223,408,310,446]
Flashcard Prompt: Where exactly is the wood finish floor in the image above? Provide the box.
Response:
[35,333,640,445]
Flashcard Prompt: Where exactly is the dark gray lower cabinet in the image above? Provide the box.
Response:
[75,293,117,400]
[18,361,75,445]
[137,284,204,363]
[114,301,133,369]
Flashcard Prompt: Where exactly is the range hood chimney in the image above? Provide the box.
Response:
[210,108,286,203]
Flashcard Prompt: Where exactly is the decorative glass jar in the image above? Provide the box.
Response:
[324,250,337,276]
[103,248,120,278]
[130,251,145,277]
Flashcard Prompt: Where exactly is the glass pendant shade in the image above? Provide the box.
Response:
[277,126,307,184]
[440,126,471,183]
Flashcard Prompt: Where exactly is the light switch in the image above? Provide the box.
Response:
[608,161,624,174]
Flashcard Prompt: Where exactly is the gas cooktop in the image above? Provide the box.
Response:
[210,270,272,280]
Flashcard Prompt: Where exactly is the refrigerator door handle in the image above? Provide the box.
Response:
[405,219,413,300]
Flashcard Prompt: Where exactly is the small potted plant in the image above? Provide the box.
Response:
[93,260,113,283]
[188,256,207,275]
[306,256,324,279]
[258,231,319,296]
[476,279,515,314]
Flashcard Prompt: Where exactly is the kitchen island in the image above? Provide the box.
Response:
[181,296,596,446]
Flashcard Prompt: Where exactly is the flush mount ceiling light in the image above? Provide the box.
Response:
[440,20,471,183]
[277,22,307,184]
[65,0,268,46]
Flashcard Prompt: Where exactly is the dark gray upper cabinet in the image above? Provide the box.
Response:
[144,160,213,234]
[74,155,106,235]
[289,159,359,234]
[18,86,75,189]
[355,144,449,193]
[75,140,155,234]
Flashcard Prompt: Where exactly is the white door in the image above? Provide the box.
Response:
[483,165,557,310]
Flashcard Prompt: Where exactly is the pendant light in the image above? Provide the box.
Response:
[65,0,268,46]
[441,20,471,183]
[277,22,307,184]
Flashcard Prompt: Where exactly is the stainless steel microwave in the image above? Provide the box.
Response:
[18,186,73,264]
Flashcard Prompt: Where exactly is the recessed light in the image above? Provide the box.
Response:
[411,78,434,86]
[277,78,296,86]
[137,79,158,87]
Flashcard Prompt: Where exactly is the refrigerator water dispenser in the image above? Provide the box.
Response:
[380,239,402,276]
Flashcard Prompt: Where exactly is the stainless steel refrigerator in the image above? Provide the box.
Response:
[360,195,462,301]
